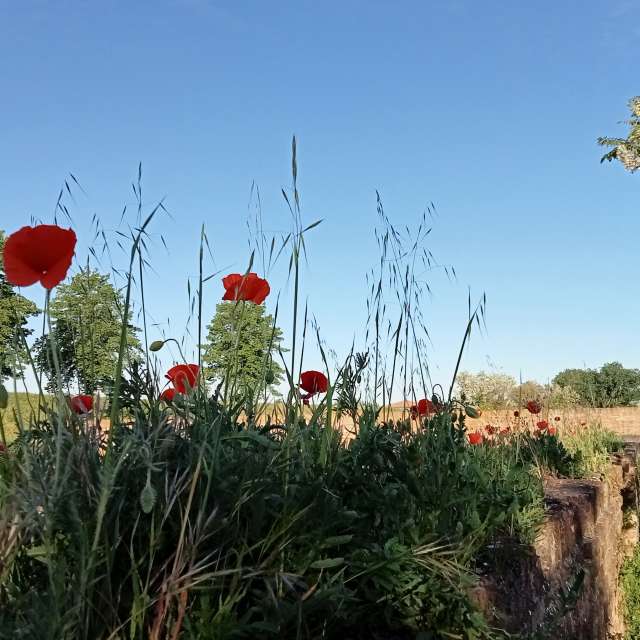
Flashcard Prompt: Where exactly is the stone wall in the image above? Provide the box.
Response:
[472,445,638,639]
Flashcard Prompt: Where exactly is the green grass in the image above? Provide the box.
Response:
[561,422,623,478]
[0,391,49,443]
[621,544,640,639]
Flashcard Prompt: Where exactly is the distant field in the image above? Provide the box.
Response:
[4,395,640,444]
[1,392,51,442]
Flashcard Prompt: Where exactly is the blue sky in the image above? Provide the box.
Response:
[1,0,638,392]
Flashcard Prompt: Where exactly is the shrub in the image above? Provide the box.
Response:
[621,543,640,639]
[554,363,640,407]
[456,371,517,410]
[561,422,623,478]
[2,393,539,639]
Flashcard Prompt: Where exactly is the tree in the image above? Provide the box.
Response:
[0,230,39,379]
[598,96,640,172]
[552,368,598,405]
[456,372,580,410]
[512,380,547,406]
[455,371,517,409]
[33,269,140,393]
[596,362,640,407]
[554,362,640,407]
[203,301,284,402]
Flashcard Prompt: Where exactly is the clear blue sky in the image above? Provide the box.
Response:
[1,0,638,391]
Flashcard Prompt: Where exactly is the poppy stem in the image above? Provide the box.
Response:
[45,289,68,493]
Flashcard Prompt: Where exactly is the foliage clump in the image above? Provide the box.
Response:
[32,268,140,393]
[203,300,284,404]
[554,362,640,407]
[598,96,640,172]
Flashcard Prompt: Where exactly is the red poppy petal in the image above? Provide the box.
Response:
[3,251,40,286]
[252,279,270,304]
[222,273,242,291]
[4,225,76,289]
[3,228,42,286]
[70,394,93,414]
[40,250,76,289]
[300,370,328,393]
[165,364,199,393]
[161,388,176,402]
[241,276,258,301]
[222,272,270,304]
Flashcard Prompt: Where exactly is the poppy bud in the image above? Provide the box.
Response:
[0,384,7,409]
[265,370,275,385]
[465,405,481,419]
[149,340,165,352]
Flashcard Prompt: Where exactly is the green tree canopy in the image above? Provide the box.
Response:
[203,301,284,402]
[0,230,39,379]
[554,362,640,407]
[33,268,140,393]
[598,96,640,172]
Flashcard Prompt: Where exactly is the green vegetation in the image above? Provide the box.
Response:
[598,96,640,173]
[203,300,284,408]
[0,391,50,442]
[561,422,624,478]
[457,363,640,411]
[32,268,140,393]
[456,371,579,410]
[553,362,640,407]
[621,545,640,639]
[0,393,546,639]
[0,144,631,639]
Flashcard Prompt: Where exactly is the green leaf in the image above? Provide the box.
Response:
[321,535,353,548]
[310,557,344,569]
[222,431,278,449]
[25,545,48,564]
[302,219,323,233]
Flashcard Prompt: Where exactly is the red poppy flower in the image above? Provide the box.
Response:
[513,410,520,418]
[536,420,549,430]
[222,272,270,304]
[70,394,93,414]
[160,388,177,403]
[419,398,435,415]
[3,225,76,289]
[526,400,542,415]
[300,370,328,395]
[580,421,587,427]
[499,427,510,436]
[468,431,483,445]
[554,416,560,422]
[0,443,6,453]
[165,364,199,393]
[409,398,436,419]
[548,426,557,436]
[485,424,496,435]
